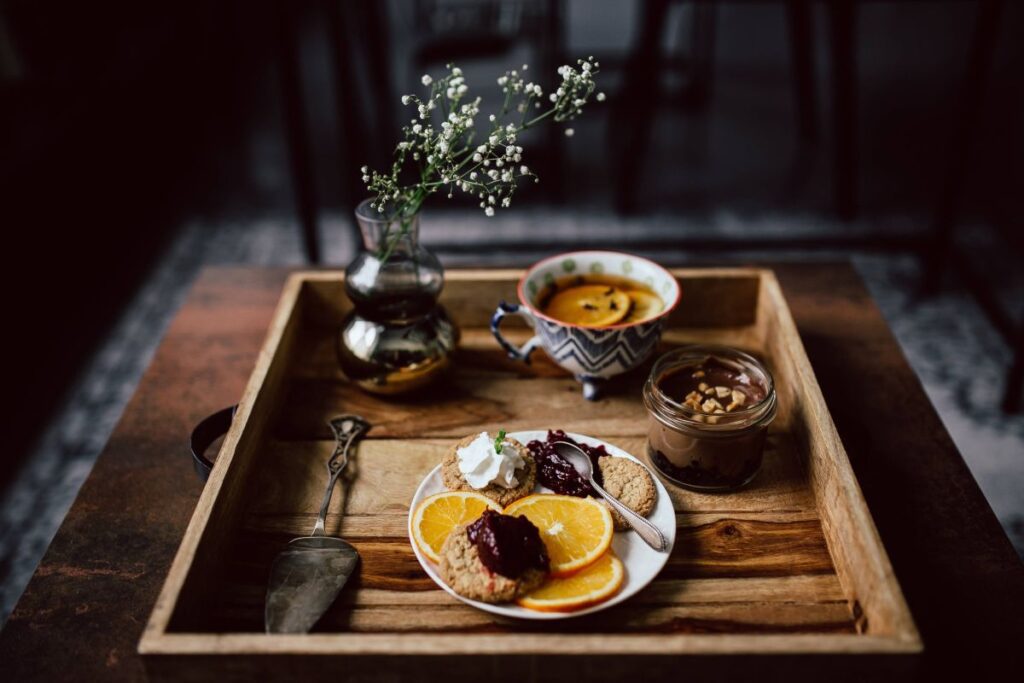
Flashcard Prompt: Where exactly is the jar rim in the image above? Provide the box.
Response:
[643,344,776,432]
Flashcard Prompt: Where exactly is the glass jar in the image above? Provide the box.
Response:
[337,199,458,394]
[642,345,777,491]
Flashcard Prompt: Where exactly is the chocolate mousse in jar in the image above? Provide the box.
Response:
[642,345,777,491]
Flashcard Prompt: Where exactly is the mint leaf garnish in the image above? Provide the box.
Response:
[494,429,507,454]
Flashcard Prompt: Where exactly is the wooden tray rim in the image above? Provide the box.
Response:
[139,267,922,657]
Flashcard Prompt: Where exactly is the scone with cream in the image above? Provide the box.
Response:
[441,431,536,507]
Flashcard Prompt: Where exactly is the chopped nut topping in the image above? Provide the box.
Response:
[701,398,724,413]
[706,415,720,425]
[714,386,731,398]
[692,370,706,378]
[698,382,709,393]
[731,389,746,406]
[726,401,740,412]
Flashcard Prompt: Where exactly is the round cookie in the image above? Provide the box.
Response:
[441,434,536,507]
[598,455,657,531]
[438,523,547,603]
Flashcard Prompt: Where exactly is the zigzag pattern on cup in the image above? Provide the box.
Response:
[538,320,664,376]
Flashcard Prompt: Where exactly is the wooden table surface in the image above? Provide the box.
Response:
[1,264,1022,681]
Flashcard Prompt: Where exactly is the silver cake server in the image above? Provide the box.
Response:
[265,414,370,634]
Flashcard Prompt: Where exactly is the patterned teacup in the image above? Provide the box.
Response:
[491,251,681,400]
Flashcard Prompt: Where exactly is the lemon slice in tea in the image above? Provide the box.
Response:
[543,285,631,327]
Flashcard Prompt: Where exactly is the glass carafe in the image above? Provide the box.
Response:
[337,199,458,394]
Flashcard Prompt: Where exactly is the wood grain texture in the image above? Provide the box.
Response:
[141,268,921,656]
[4,265,1022,682]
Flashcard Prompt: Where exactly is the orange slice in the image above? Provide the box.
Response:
[518,551,624,612]
[412,491,502,563]
[543,285,631,327]
[504,494,614,576]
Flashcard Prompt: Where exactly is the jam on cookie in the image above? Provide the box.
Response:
[439,510,549,603]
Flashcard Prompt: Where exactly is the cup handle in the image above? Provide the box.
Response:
[491,301,542,364]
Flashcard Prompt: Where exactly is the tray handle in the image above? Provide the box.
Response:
[189,406,237,482]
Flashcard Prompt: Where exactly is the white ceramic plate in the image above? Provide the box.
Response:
[407,431,676,619]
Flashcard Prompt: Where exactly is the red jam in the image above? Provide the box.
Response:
[466,510,549,578]
[526,430,606,497]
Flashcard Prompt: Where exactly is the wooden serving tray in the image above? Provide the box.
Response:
[140,268,920,664]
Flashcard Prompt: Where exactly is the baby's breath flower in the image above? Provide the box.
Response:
[361,58,600,229]
[596,92,606,102]
[564,128,575,137]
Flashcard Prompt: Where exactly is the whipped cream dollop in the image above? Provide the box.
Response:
[457,432,525,490]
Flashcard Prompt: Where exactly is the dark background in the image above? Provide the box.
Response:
[1,0,1022,490]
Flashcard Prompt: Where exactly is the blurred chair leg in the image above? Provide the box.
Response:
[326,0,365,245]
[541,0,566,203]
[922,0,1003,294]
[276,0,320,264]
[611,0,671,215]
[827,0,856,221]
[359,1,396,144]
[787,0,816,142]
[692,1,717,106]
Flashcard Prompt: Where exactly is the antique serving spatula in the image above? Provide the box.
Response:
[265,415,370,634]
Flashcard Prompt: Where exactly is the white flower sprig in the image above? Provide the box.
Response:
[361,58,602,249]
